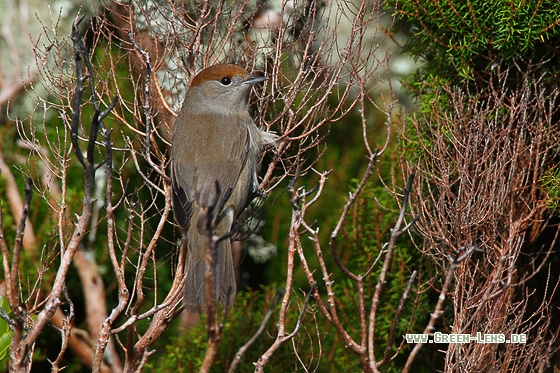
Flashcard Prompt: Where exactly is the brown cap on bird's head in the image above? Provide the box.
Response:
[190,64,267,88]
[190,64,247,87]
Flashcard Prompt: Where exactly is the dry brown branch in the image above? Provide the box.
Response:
[199,190,226,373]
[50,306,112,373]
[405,59,560,371]
[50,289,76,373]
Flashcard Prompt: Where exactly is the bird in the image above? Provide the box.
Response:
[171,64,277,312]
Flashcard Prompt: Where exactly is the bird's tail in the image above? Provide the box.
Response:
[184,214,236,312]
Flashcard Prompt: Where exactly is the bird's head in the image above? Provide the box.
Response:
[186,64,267,114]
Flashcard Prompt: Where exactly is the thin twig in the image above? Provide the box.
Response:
[50,288,74,373]
[254,285,316,372]
[228,288,284,373]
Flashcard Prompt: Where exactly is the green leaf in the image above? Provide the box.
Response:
[0,333,10,361]
[0,296,11,362]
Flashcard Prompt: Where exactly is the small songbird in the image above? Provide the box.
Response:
[171,64,276,312]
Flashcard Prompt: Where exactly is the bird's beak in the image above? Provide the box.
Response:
[243,75,268,85]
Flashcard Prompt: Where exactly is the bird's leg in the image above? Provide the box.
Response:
[250,184,267,199]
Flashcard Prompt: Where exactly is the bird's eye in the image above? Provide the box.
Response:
[220,77,232,86]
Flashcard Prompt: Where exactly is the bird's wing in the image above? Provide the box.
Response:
[171,165,194,231]
[171,115,251,231]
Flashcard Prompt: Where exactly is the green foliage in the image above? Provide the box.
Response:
[541,168,560,210]
[391,0,560,88]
